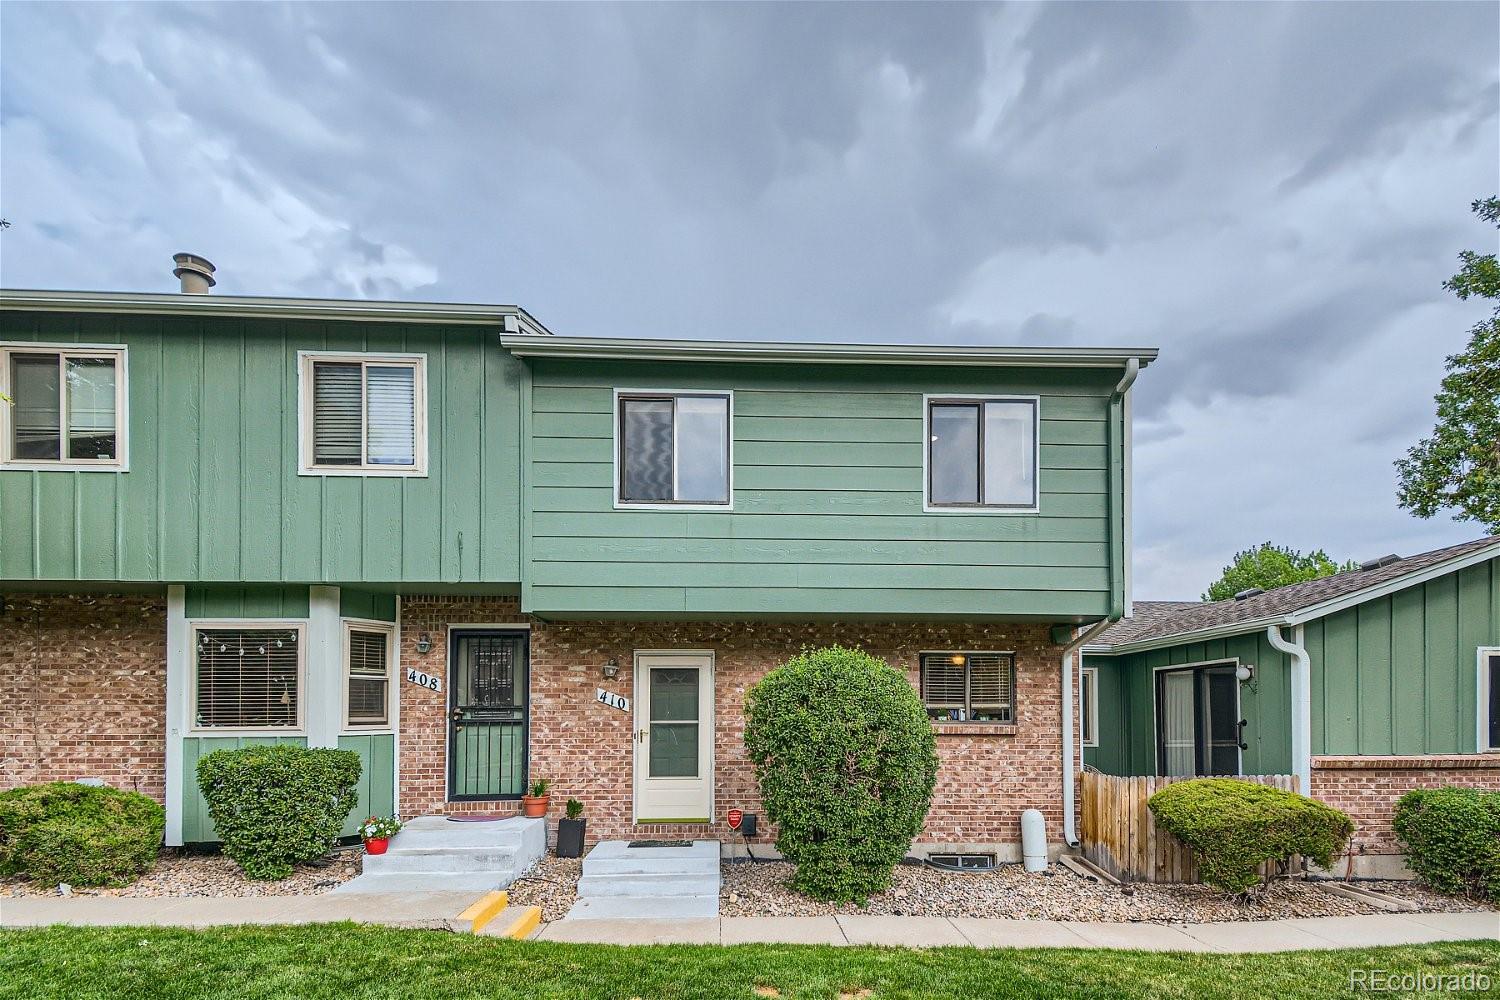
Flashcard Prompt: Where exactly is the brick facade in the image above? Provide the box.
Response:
[1310,755,1500,855]
[0,593,167,802]
[398,595,1074,847]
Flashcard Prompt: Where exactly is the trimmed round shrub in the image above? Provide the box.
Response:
[744,645,938,902]
[1148,778,1354,895]
[1393,787,1500,903]
[0,782,164,887]
[197,745,361,880]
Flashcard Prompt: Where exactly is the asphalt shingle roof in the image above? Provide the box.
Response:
[1096,535,1500,649]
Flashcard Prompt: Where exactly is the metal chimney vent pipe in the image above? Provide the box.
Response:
[172,252,216,293]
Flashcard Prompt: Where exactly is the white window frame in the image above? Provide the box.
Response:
[297,351,428,477]
[342,619,396,734]
[0,342,129,472]
[922,393,1040,514]
[1479,647,1500,753]
[918,649,1017,723]
[612,388,734,511]
[1081,666,1099,748]
[188,620,307,736]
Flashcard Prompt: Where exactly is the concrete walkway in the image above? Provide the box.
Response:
[536,911,1500,951]
[0,891,483,931]
[3,897,1495,952]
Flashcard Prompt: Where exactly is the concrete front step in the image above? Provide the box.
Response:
[581,839,720,876]
[362,849,526,876]
[331,872,511,895]
[577,872,720,898]
[565,895,720,921]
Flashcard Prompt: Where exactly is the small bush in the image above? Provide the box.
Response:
[0,782,164,887]
[744,645,938,903]
[1148,778,1353,895]
[196,745,360,880]
[1393,787,1500,903]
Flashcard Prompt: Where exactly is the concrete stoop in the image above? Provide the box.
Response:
[332,816,546,895]
[565,840,721,921]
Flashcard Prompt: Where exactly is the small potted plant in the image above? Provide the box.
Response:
[359,815,402,856]
[521,778,551,818]
[556,798,587,858]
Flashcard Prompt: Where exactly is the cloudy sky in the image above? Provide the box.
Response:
[2,2,1496,599]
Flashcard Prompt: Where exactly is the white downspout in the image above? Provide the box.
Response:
[1062,618,1116,848]
[1266,623,1311,794]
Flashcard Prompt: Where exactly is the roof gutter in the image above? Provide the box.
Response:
[1061,616,1119,848]
[1266,624,1311,795]
[0,288,554,334]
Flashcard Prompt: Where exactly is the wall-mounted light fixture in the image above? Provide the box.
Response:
[415,633,433,655]
[602,658,620,679]
[1235,663,1254,683]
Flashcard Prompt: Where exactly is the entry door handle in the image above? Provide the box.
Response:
[636,728,648,744]
[1237,718,1249,751]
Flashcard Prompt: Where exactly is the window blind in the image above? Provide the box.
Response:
[921,652,1014,722]
[968,654,1014,719]
[10,353,61,460]
[65,357,117,460]
[365,365,415,466]
[921,655,967,710]
[312,362,362,465]
[195,628,300,729]
[347,629,390,726]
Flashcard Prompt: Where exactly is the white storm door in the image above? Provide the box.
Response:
[633,652,714,823]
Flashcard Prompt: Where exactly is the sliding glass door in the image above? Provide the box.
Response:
[1155,663,1242,776]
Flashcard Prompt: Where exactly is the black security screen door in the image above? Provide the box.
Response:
[1155,663,1243,777]
[448,630,528,801]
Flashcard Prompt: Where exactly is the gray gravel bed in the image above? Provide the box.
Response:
[505,854,582,922]
[1,848,362,898]
[719,860,1496,923]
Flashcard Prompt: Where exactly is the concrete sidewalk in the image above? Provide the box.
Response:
[0,891,482,931]
[536,911,1500,952]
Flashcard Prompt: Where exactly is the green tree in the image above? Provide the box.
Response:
[1396,197,1500,532]
[1203,542,1355,601]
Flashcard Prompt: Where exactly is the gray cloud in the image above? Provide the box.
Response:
[1,0,1495,598]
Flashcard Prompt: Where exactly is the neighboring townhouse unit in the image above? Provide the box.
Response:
[0,274,1154,856]
[1083,536,1500,875]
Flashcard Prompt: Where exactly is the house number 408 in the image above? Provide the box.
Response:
[406,668,441,692]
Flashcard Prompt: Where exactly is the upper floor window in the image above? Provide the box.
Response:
[615,390,731,507]
[0,345,126,470]
[925,395,1038,512]
[920,651,1015,723]
[299,352,426,476]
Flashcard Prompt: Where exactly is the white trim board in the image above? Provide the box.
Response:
[1480,647,1500,754]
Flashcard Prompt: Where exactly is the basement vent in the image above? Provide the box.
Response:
[1359,554,1402,571]
[925,853,997,872]
[628,840,692,849]
[1233,588,1265,601]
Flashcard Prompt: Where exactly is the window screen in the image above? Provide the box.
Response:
[6,350,120,463]
[927,397,1037,509]
[921,653,1014,723]
[347,628,391,727]
[195,628,300,729]
[618,393,730,504]
[307,356,422,472]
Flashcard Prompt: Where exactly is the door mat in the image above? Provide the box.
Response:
[628,840,693,848]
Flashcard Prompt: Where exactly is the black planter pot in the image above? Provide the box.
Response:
[556,817,587,858]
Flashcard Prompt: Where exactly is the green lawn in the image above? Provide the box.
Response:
[0,925,1495,999]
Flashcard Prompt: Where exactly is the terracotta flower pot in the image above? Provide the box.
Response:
[521,794,550,818]
[364,837,390,855]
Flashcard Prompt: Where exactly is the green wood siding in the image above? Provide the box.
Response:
[524,360,1123,619]
[1085,632,1291,776]
[185,584,310,619]
[1308,557,1499,755]
[180,735,306,843]
[1,310,523,586]
[338,733,396,837]
[1088,557,1500,773]
[339,588,398,622]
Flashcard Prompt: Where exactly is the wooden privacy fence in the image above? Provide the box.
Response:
[1079,772,1300,884]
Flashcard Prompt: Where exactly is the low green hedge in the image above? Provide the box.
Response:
[0,782,164,887]
[1148,778,1354,895]
[1393,787,1500,903]
[196,745,361,880]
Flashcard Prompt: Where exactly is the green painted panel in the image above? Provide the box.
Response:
[1356,599,1393,754]
[180,735,306,843]
[185,585,310,619]
[340,588,398,622]
[338,734,396,837]
[1322,609,1360,752]
[1390,586,1427,754]
[531,511,1107,542]
[451,725,526,799]
[0,311,523,586]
